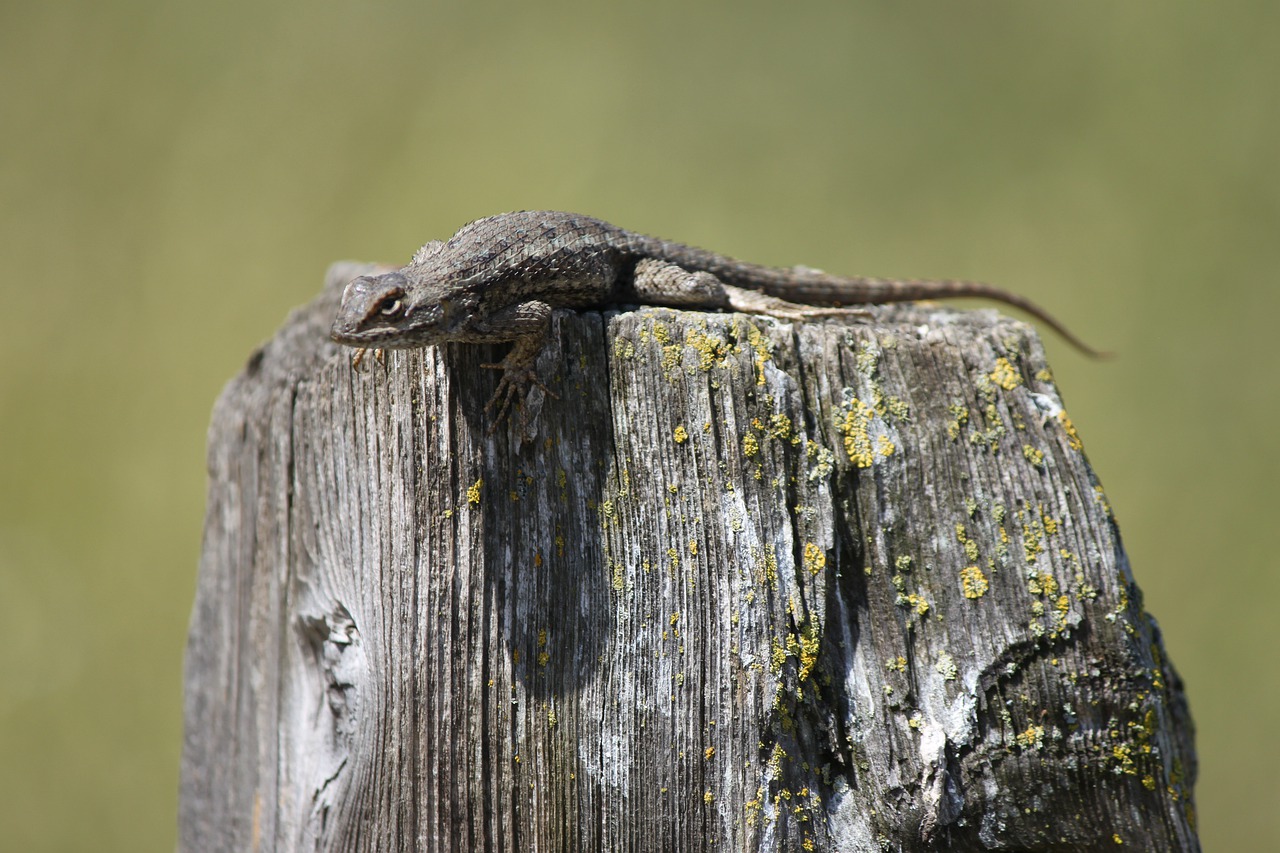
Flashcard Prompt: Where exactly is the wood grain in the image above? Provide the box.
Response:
[179,263,1198,852]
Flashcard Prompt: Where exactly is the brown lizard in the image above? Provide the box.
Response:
[330,210,1102,425]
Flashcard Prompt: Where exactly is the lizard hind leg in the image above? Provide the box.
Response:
[630,257,732,308]
[721,284,872,322]
[631,257,868,321]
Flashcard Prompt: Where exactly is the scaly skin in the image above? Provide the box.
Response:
[331,210,1102,427]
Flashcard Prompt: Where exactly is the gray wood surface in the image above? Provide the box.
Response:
[179,262,1198,852]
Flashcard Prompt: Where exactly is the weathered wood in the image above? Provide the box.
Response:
[180,262,1198,852]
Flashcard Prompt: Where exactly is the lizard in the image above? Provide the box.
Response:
[330,210,1103,428]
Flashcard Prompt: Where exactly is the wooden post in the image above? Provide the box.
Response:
[179,262,1199,852]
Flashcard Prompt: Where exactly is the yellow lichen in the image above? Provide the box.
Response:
[1022,444,1045,468]
[955,524,980,562]
[770,639,788,673]
[768,413,795,442]
[990,357,1022,390]
[745,787,764,826]
[684,329,731,372]
[756,546,779,590]
[883,395,910,421]
[466,477,484,505]
[946,402,970,441]
[836,397,876,468]
[797,623,820,682]
[1057,411,1084,451]
[1016,725,1045,750]
[744,322,774,386]
[1113,742,1136,775]
[855,343,879,376]
[1094,485,1113,519]
[673,425,689,444]
[1022,514,1045,564]
[659,344,683,374]
[803,542,826,576]
[742,433,759,458]
[960,565,989,599]
[902,593,930,616]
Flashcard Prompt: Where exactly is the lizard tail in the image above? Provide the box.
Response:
[807,276,1114,360]
[628,233,1109,359]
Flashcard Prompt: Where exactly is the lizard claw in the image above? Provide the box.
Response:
[349,347,386,370]
[481,363,559,434]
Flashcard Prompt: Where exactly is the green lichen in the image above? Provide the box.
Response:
[612,337,635,359]
[854,342,880,377]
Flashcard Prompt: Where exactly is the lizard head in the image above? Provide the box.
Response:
[330,271,446,348]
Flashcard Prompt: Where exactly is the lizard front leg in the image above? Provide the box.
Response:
[464,300,559,431]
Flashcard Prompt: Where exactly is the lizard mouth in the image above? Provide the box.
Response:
[329,321,379,346]
[330,304,446,348]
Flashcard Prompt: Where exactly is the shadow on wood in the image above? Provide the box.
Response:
[179,263,1198,852]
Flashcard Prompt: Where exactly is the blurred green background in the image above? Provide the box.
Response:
[2,1,1275,849]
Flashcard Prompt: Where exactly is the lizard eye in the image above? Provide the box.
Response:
[377,296,404,318]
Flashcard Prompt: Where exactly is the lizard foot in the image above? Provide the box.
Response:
[723,285,872,322]
[480,362,559,434]
[349,347,386,370]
